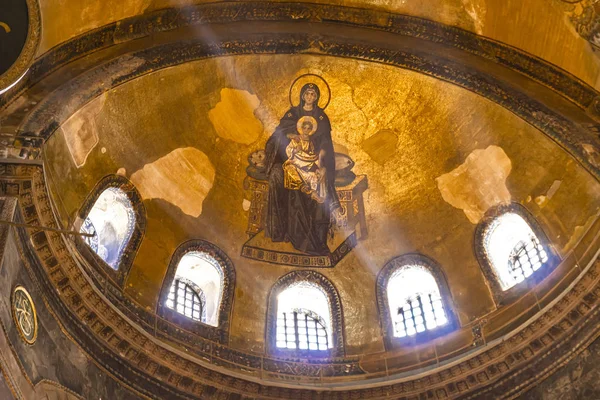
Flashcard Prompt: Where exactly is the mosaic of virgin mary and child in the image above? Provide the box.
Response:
[263,81,342,256]
[243,75,366,264]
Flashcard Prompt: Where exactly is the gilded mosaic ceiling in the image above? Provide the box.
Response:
[43,54,600,355]
[1,0,600,398]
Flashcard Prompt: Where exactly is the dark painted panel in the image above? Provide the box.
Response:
[0,0,28,75]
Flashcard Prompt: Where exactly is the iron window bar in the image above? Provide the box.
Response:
[276,308,328,350]
[508,236,548,283]
[395,293,447,338]
[81,218,98,251]
[166,277,205,322]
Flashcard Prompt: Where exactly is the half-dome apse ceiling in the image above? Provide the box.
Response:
[1,1,600,399]
[44,53,596,302]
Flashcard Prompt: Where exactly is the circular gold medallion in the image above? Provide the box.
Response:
[0,0,41,91]
[11,286,37,344]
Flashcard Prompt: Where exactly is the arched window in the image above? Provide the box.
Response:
[267,271,344,357]
[276,282,332,351]
[158,240,235,343]
[377,254,457,348]
[76,175,146,287]
[475,204,558,305]
[387,265,448,338]
[166,251,223,327]
[80,187,135,270]
[483,213,548,290]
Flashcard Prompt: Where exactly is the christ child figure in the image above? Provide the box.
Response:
[282,116,327,203]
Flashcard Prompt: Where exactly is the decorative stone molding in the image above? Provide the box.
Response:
[11,285,37,345]
[157,239,236,344]
[376,253,460,350]
[559,0,600,50]
[265,270,346,358]
[74,174,146,287]
[0,163,597,398]
[474,203,561,306]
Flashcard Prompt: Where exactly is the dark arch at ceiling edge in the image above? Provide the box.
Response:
[0,2,598,180]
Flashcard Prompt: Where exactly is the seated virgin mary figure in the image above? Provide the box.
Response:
[263,82,340,255]
[282,116,326,204]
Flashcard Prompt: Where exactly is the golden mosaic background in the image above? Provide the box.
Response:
[44,54,600,355]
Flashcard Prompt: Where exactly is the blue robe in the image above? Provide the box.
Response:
[264,104,340,255]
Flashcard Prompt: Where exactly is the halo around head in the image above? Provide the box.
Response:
[296,116,318,136]
[289,73,331,109]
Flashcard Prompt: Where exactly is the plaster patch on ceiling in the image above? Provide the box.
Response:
[242,199,251,211]
[130,147,215,217]
[208,88,263,145]
[361,129,398,165]
[462,0,487,34]
[61,92,106,168]
[561,210,600,254]
[535,180,562,208]
[436,145,512,223]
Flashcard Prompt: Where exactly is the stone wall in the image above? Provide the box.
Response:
[0,198,142,399]
[520,335,600,400]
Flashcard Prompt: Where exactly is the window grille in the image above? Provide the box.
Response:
[276,308,329,351]
[81,187,135,270]
[168,251,224,327]
[482,212,550,290]
[387,265,449,339]
[395,293,447,338]
[508,236,548,284]
[166,278,206,322]
[81,218,98,252]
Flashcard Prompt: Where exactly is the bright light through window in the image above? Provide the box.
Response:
[167,252,223,326]
[81,188,135,270]
[387,265,447,338]
[276,282,332,350]
[166,278,206,322]
[484,213,548,290]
